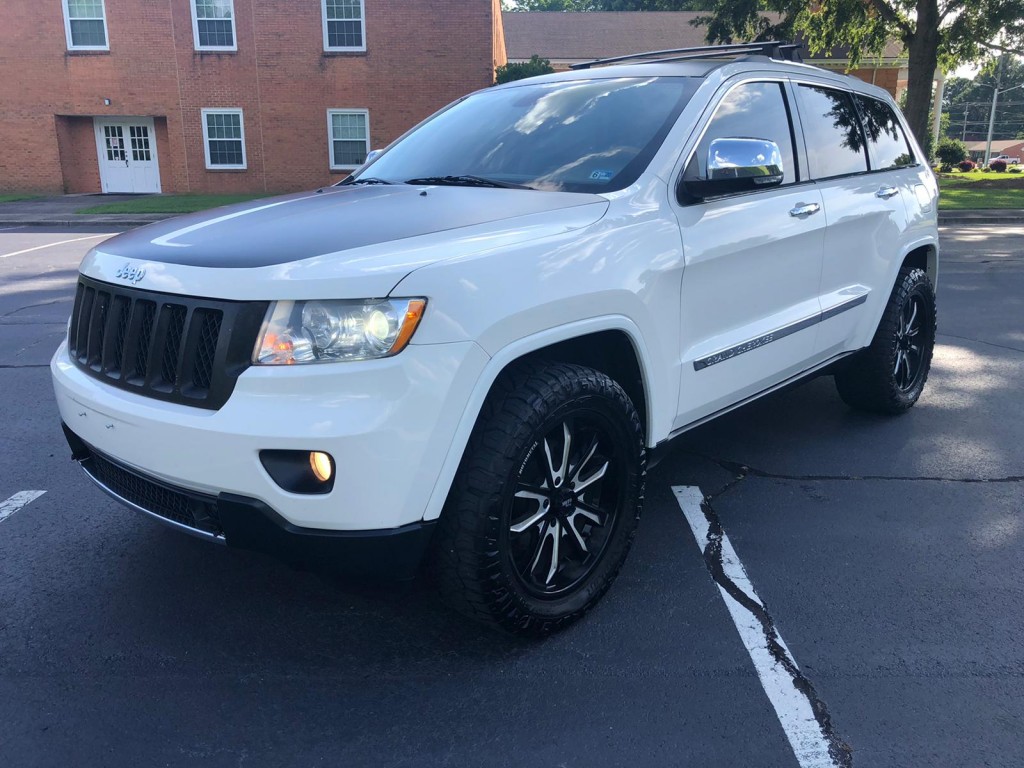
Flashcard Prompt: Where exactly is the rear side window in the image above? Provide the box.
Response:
[690,81,797,185]
[854,95,915,170]
[795,85,868,179]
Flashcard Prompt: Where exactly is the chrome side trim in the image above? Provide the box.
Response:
[670,350,857,440]
[79,463,226,544]
[693,293,868,371]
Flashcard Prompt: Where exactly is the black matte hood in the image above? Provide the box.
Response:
[97,184,606,268]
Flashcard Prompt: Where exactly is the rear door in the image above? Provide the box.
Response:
[791,84,912,358]
[670,79,826,428]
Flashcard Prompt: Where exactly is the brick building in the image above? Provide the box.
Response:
[0,1,507,195]
[502,11,909,98]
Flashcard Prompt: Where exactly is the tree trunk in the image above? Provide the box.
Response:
[902,0,940,155]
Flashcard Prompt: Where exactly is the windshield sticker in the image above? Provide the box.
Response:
[588,170,614,182]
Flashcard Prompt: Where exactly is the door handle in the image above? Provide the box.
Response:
[125,158,129,167]
[875,186,899,199]
[788,202,821,217]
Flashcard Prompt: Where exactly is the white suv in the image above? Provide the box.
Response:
[52,44,939,636]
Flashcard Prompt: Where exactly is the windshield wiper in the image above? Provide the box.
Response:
[340,176,393,185]
[405,175,533,190]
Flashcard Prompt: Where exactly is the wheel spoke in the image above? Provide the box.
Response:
[570,434,599,486]
[511,490,548,534]
[528,521,556,580]
[572,505,602,526]
[543,422,573,487]
[893,349,903,376]
[907,301,918,332]
[545,521,561,585]
[902,352,913,384]
[574,459,609,492]
[564,514,589,554]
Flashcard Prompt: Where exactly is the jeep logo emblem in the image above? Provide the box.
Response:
[115,263,146,285]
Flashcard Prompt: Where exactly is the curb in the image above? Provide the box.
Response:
[0,216,171,228]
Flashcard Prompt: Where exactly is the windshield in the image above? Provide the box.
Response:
[353,76,699,193]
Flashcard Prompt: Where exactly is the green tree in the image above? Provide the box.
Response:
[935,136,968,168]
[504,1,712,10]
[693,0,1024,151]
[943,57,1024,142]
[496,54,556,83]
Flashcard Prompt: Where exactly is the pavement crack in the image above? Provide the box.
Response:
[0,298,69,319]
[937,332,1024,355]
[0,364,50,369]
[699,496,853,767]
[689,453,1023,486]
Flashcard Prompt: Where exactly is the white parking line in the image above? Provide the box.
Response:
[0,490,46,523]
[673,485,849,768]
[0,233,113,259]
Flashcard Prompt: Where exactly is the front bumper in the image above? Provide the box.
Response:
[52,337,489,533]
[64,424,437,579]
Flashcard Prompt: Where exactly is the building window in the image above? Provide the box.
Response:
[62,0,109,50]
[322,0,366,52]
[328,110,370,169]
[191,0,237,51]
[202,109,247,170]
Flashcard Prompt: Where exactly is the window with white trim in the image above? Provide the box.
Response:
[202,109,247,170]
[191,0,237,51]
[328,110,370,169]
[62,0,109,50]
[322,0,366,52]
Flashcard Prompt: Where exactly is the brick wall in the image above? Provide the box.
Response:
[0,0,501,194]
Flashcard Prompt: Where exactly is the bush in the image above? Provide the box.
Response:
[990,159,1008,172]
[935,137,968,167]
[495,54,555,84]
[939,163,953,173]
[957,159,976,172]
[982,166,992,172]
[1010,167,1022,174]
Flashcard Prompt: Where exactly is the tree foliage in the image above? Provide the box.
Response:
[496,54,556,83]
[943,56,1024,142]
[693,0,1024,151]
[935,136,968,167]
[504,1,712,10]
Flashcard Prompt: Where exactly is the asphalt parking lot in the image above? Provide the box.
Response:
[0,224,1021,767]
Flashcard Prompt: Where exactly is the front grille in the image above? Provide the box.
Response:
[67,276,268,410]
[82,447,223,536]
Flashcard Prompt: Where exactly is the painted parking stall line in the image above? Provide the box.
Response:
[673,485,851,768]
[0,233,113,259]
[0,491,46,524]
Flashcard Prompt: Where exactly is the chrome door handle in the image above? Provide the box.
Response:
[124,158,129,167]
[789,202,821,217]
[876,186,899,199]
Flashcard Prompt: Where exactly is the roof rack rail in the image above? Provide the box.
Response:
[569,41,803,70]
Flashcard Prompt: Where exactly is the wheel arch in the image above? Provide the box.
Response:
[900,240,939,287]
[420,317,663,523]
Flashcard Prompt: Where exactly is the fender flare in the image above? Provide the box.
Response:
[419,315,664,523]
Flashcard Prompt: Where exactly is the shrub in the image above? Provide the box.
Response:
[1010,167,1022,174]
[981,166,992,172]
[939,163,953,173]
[935,137,968,167]
[990,159,1008,172]
[495,54,554,84]
[957,159,976,172]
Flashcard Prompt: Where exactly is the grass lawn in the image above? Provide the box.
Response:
[77,193,274,215]
[936,170,1024,210]
[0,194,41,204]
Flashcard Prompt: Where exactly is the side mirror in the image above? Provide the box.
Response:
[682,138,784,200]
[363,148,383,165]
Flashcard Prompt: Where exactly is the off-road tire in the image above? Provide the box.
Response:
[429,361,645,637]
[834,266,936,414]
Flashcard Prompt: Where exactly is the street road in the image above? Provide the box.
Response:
[0,224,1021,767]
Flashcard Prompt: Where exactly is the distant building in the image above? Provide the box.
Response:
[502,11,909,99]
[965,140,1024,163]
[1,1,507,195]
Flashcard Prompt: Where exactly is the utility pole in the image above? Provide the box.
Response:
[984,55,1006,165]
[962,107,968,141]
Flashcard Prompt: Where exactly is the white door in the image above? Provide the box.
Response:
[94,118,161,193]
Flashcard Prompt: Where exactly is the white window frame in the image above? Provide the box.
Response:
[201,108,247,170]
[321,0,367,53]
[61,0,110,52]
[190,0,238,52]
[327,109,371,170]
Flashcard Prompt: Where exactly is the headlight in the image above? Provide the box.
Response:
[254,298,426,365]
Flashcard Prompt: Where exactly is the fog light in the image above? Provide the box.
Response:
[259,450,336,495]
[310,451,333,483]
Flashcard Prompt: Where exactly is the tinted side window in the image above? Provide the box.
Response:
[796,85,869,178]
[854,95,915,170]
[689,82,797,186]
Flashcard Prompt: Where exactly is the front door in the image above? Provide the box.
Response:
[94,118,161,193]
